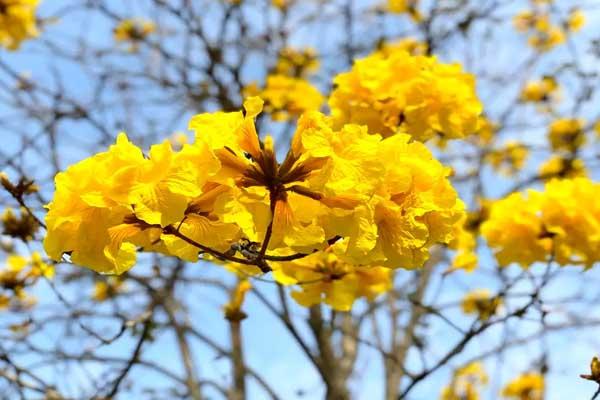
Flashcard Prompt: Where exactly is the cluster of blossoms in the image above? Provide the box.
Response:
[513,6,585,52]
[387,0,421,22]
[328,43,482,141]
[274,47,319,78]
[547,118,586,153]
[440,362,488,400]
[538,155,586,180]
[113,18,156,51]
[244,46,323,122]
[520,76,560,104]
[91,276,126,302]
[501,372,544,400]
[244,75,323,122]
[0,252,52,310]
[44,91,468,309]
[461,289,502,320]
[0,0,39,50]
[482,177,600,268]
[485,141,529,176]
[273,243,392,311]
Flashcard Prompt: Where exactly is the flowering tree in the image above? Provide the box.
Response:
[1,0,600,399]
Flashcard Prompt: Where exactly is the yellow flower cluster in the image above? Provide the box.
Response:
[547,118,585,152]
[461,289,502,320]
[567,8,585,32]
[113,18,156,50]
[273,244,391,311]
[485,141,529,176]
[92,277,126,302]
[447,214,478,272]
[482,178,600,268]
[513,9,569,52]
[0,252,52,310]
[440,362,488,400]
[520,77,559,103]
[44,97,464,294]
[387,0,422,22]
[539,156,586,180]
[501,372,544,400]
[0,0,39,50]
[328,47,482,141]
[2,207,39,242]
[244,75,323,121]
[377,38,428,57]
[275,47,319,77]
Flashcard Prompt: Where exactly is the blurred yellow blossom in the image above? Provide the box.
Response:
[92,277,126,302]
[275,47,319,77]
[461,289,502,320]
[440,362,488,400]
[485,141,529,176]
[0,0,39,50]
[387,0,422,22]
[244,75,323,121]
[377,37,428,56]
[520,77,559,103]
[223,280,252,321]
[114,18,156,51]
[548,118,585,152]
[539,156,586,180]
[502,372,544,400]
[567,8,585,32]
[2,207,39,242]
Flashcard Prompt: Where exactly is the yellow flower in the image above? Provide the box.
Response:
[485,141,529,176]
[223,280,252,321]
[275,47,319,77]
[513,10,537,32]
[273,244,392,311]
[567,8,585,32]
[387,0,422,22]
[461,289,502,320]
[514,10,565,51]
[539,156,586,180]
[272,0,287,10]
[244,75,323,121]
[0,0,39,50]
[471,117,497,146]
[2,207,39,242]
[528,17,565,52]
[0,252,52,311]
[328,48,482,141]
[482,178,600,268]
[441,362,488,400]
[44,132,228,273]
[377,38,428,57]
[92,277,125,302]
[520,77,559,103]
[191,101,376,253]
[113,18,155,51]
[447,214,478,273]
[502,372,544,400]
[547,118,585,152]
[344,133,464,268]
